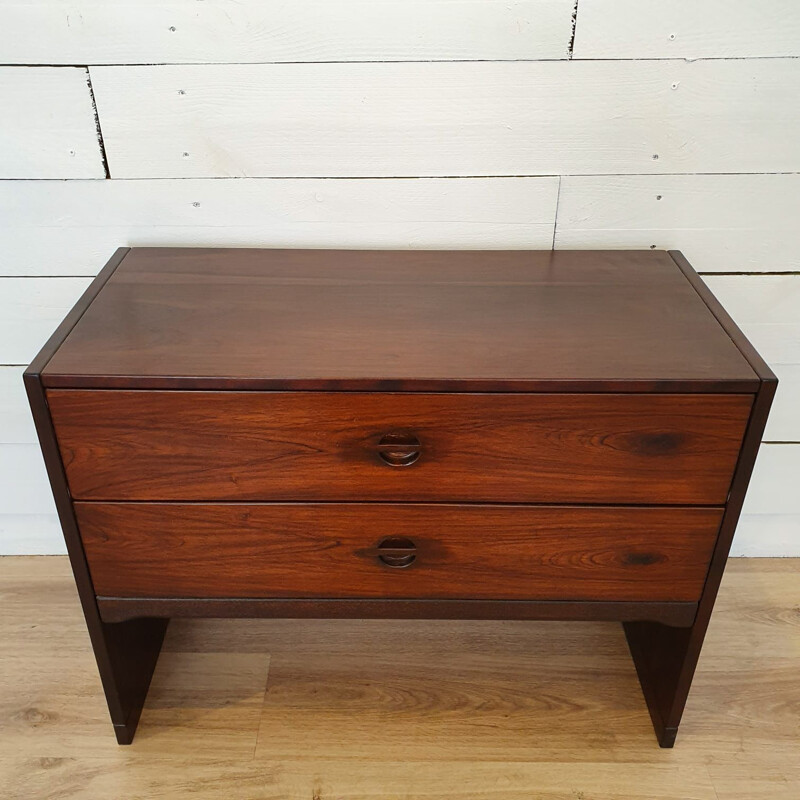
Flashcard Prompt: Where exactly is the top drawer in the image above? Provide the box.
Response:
[47,391,751,504]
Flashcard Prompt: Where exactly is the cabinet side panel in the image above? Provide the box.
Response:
[23,247,167,744]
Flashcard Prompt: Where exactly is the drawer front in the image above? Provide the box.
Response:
[77,503,722,602]
[50,391,750,504]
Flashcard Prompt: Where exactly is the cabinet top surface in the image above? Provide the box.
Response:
[40,248,757,391]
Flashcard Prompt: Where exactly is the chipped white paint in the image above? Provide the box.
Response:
[0,67,104,178]
[573,0,800,59]
[89,59,800,178]
[0,177,559,276]
[0,1,575,64]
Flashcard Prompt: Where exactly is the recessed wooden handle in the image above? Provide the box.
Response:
[376,432,421,466]
[375,536,417,568]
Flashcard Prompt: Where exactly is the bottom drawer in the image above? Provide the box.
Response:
[76,503,722,602]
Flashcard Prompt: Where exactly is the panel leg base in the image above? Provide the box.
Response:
[113,723,136,746]
[92,617,169,745]
[658,727,679,749]
[623,619,700,748]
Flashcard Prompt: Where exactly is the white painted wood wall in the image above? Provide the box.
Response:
[1,0,798,556]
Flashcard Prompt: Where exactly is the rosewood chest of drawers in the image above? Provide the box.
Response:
[25,247,775,746]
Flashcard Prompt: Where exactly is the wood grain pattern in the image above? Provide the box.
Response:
[88,60,800,178]
[121,651,271,757]
[0,1,574,65]
[97,597,699,627]
[3,556,800,786]
[707,765,800,800]
[50,390,751,504]
[76,503,722,602]
[5,244,794,556]
[23,247,169,747]
[40,248,758,392]
[0,759,721,800]
[23,246,775,747]
[623,261,776,746]
[6,250,795,554]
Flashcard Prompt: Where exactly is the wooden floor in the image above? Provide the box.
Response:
[0,558,798,799]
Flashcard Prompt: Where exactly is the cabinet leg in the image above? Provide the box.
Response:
[90,617,169,744]
[623,620,702,748]
[25,350,169,745]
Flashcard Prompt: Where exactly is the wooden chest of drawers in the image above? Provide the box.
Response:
[25,247,775,747]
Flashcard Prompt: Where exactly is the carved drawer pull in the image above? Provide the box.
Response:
[374,536,417,568]
[376,432,421,466]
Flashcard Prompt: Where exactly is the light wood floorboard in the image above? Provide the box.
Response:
[0,557,797,799]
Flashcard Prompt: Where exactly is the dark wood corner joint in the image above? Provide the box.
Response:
[27,248,774,746]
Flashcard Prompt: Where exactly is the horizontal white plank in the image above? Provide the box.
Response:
[90,60,800,178]
[574,0,800,60]
[554,175,800,273]
[0,368,35,444]
[0,1,573,64]
[0,515,65,555]
[0,177,559,276]
[0,278,91,364]
[0,67,104,178]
